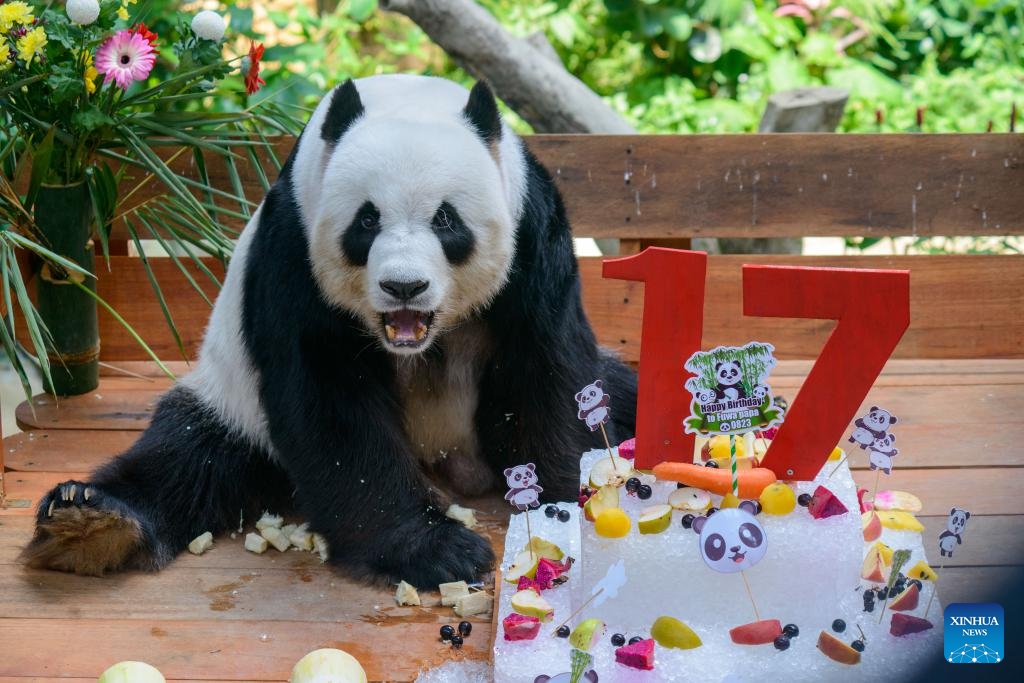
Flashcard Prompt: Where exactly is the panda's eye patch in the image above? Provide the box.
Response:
[704,533,726,562]
[739,523,763,549]
[431,201,475,265]
[342,201,380,266]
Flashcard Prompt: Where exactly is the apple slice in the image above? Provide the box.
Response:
[873,490,923,512]
[817,630,861,665]
[889,582,920,611]
[583,485,620,522]
[510,589,554,621]
[870,541,894,566]
[860,546,888,583]
[569,618,605,651]
[588,456,634,488]
[502,613,541,641]
[524,537,564,562]
[638,504,673,535]
[729,619,782,645]
[890,613,933,636]
[861,511,882,542]
[503,550,541,584]
[614,638,655,670]
[668,486,711,512]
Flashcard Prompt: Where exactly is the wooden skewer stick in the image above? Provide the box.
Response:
[551,588,605,636]
[741,570,761,622]
[870,468,882,504]
[827,454,849,478]
[923,563,945,619]
[524,508,535,560]
[598,422,618,472]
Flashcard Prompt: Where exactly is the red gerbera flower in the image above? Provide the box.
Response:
[244,41,266,95]
[132,23,158,47]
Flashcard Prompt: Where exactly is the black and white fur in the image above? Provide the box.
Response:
[23,76,637,586]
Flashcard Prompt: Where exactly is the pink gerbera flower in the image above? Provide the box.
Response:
[95,29,156,90]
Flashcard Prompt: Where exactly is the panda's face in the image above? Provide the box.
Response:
[872,434,896,453]
[505,465,536,489]
[696,508,767,573]
[948,509,970,533]
[716,361,742,387]
[302,79,518,355]
[576,384,604,410]
[866,409,892,429]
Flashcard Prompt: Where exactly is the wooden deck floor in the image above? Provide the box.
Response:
[1,360,1022,681]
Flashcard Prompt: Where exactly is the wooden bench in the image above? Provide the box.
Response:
[0,133,1021,681]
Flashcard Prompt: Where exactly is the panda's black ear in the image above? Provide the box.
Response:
[714,362,723,372]
[463,81,502,145]
[321,79,364,145]
[964,511,971,520]
[870,406,879,413]
[889,416,898,424]
[692,515,708,534]
[950,507,957,517]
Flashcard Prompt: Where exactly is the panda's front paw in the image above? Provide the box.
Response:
[22,481,148,576]
[388,518,495,588]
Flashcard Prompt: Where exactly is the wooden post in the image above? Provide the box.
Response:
[714,87,849,256]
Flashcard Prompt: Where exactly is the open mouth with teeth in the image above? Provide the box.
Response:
[382,310,435,348]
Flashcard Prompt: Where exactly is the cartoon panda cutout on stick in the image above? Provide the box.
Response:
[22,76,638,586]
[849,406,898,450]
[938,507,971,558]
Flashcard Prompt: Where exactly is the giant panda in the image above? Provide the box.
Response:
[22,76,637,587]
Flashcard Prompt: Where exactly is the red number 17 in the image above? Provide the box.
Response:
[604,249,910,479]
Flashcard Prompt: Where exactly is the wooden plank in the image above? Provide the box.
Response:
[2,431,138,472]
[58,254,1024,363]
[0,618,489,682]
[584,254,1024,362]
[16,390,160,432]
[107,134,1024,242]
[851,468,1024,517]
[0,472,87,515]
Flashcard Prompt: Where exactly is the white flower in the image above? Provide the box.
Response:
[191,10,226,42]
[66,0,100,26]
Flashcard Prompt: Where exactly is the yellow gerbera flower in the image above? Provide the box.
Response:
[0,2,34,32]
[16,26,46,66]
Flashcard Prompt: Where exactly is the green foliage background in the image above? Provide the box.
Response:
[225,0,1021,134]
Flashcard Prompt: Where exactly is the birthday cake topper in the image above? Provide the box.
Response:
[683,342,784,436]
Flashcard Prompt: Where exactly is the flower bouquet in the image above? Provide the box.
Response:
[0,0,288,396]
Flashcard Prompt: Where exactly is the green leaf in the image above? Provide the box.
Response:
[125,218,189,361]
[46,75,85,106]
[25,128,56,211]
[73,106,115,133]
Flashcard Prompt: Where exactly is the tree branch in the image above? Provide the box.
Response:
[380,0,635,134]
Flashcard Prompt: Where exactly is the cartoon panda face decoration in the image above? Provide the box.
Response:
[692,503,768,574]
[294,76,525,355]
[715,361,743,388]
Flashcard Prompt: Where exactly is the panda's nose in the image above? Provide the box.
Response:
[380,279,429,301]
